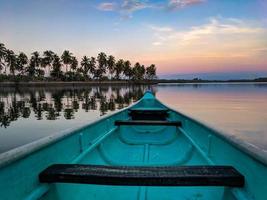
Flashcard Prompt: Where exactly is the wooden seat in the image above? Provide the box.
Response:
[39,164,244,187]
[115,120,182,126]
[129,109,169,120]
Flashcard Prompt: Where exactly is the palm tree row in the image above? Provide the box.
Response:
[0,42,157,81]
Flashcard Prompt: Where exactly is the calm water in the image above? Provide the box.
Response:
[0,83,267,154]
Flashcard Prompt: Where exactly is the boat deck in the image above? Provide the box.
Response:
[41,126,235,200]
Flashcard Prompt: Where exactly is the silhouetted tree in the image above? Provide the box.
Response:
[145,64,157,80]
[132,62,145,80]
[107,55,115,79]
[0,43,6,74]
[114,59,124,80]
[50,55,63,79]
[61,50,73,73]
[0,42,157,81]
[28,51,42,77]
[68,56,78,80]
[123,60,132,80]
[70,57,78,73]
[80,56,90,79]
[42,50,55,76]
[17,52,28,75]
[96,52,107,79]
[5,50,18,76]
[88,57,96,79]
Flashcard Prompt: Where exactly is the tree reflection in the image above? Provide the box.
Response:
[0,85,155,128]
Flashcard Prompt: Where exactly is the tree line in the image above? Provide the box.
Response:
[0,42,157,82]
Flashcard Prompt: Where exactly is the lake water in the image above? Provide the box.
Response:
[0,83,267,155]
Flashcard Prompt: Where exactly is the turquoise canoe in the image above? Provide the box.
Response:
[0,91,266,200]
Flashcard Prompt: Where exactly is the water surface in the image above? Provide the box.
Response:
[0,83,267,154]
[156,83,267,151]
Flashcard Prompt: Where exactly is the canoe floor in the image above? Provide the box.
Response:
[41,126,238,200]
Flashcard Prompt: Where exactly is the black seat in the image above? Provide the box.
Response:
[39,164,244,187]
[129,109,169,120]
[115,120,182,126]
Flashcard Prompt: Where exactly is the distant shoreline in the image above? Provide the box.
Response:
[0,77,266,87]
[156,77,267,84]
[0,80,157,87]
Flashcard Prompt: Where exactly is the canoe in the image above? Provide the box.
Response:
[0,91,266,200]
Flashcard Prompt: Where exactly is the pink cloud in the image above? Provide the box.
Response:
[97,0,205,18]
[168,0,205,10]
[97,2,117,11]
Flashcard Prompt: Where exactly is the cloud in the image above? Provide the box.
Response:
[149,17,267,59]
[180,18,265,43]
[167,0,205,10]
[121,0,148,12]
[150,25,174,32]
[97,0,205,18]
[152,42,163,46]
[253,48,267,52]
[97,0,149,18]
[97,2,117,11]
[151,17,266,45]
[120,0,150,19]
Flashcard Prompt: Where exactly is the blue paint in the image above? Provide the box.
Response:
[0,91,266,200]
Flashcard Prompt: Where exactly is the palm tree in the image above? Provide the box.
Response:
[0,43,6,74]
[145,64,157,80]
[70,56,78,73]
[42,50,55,76]
[50,55,63,79]
[61,50,73,74]
[88,57,96,79]
[5,50,17,76]
[107,55,115,79]
[123,60,132,80]
[28,51,42,77]
[114,59,124,80]
[80,56,90,79]
[132,62,145,80]
[96,52,107,79]
[17,52,28,75]
[0,43,158,81]
[70,56,78,80]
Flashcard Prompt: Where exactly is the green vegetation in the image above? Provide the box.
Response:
[0,42,157,82]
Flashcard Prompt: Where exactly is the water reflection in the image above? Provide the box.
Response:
[0,86,154,128]
[157,83,267,150]
[1,83,267,154]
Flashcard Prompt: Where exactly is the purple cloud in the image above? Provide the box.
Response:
[97,2,117,11]
[97,0,206,18]
[168,0,205,10]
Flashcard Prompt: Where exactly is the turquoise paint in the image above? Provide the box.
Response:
[0,91,266,200]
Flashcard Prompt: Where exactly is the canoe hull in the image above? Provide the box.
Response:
[0,91,266,200]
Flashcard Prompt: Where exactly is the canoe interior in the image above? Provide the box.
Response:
[0,92,267,200]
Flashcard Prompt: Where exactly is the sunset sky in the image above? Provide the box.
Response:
[0,0,266,79]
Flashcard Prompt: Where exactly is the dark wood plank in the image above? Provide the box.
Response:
[39,164,244,187]
[128,109,169,120]
[115,120,182,126]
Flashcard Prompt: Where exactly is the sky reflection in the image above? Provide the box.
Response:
[156,83,267,150]
[0,83,266,154]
